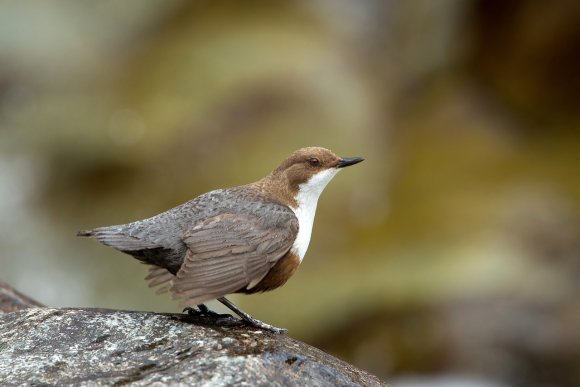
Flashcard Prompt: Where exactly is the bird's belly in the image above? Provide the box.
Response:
[239,251,301,294]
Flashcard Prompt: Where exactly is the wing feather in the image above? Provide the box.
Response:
[145,266,174,294]
[170,206,298,306]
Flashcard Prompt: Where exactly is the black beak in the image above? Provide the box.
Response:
[337,157,364,168]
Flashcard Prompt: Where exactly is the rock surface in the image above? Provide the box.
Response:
[0,287,386,386]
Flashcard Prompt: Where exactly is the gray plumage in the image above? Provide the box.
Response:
[79,186,299,305]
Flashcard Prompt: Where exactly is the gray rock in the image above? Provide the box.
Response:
[0,281,44,313]
[0,305,387,386]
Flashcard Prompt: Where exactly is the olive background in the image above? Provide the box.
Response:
[1,1,579,386]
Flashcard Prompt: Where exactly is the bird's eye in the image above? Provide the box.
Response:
[308,158,320,167]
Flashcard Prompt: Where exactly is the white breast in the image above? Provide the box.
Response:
[290,168,340,261]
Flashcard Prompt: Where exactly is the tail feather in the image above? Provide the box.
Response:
[77,230,95,237]
[76,226,158,251]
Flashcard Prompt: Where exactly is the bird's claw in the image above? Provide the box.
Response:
[182,306,202,316]
[249,323,287,334]
[183,301,287,334]
[183,305,232,319]
[240,317,288,334]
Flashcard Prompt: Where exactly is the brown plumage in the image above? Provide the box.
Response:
[242,251,301,293]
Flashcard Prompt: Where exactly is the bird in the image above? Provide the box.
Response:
[78,146,364,333]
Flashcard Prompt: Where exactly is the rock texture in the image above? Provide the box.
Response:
[0,285,386,386]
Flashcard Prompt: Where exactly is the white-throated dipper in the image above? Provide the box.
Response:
[78,147,363,333]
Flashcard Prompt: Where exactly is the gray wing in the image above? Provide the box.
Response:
[170,206,298,306]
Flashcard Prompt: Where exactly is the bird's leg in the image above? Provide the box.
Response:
[217,297,287,334]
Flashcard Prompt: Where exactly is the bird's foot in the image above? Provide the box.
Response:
[182,306,202,316]
[217,296,287,334]
[239,315,288,334]
[196,304,232,319]
[183,305,232,319]
[183,300,288,334]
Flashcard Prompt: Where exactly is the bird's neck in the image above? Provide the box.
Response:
[254,172,298,209]
[257,168,340,260]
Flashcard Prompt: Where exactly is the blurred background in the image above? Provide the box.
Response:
[1,1,579,386]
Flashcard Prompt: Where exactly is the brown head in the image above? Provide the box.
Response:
[260,147,364,207]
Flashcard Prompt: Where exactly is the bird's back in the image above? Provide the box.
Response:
[79,184,291,274]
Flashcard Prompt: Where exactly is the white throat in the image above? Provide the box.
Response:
[290,168,340,261]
